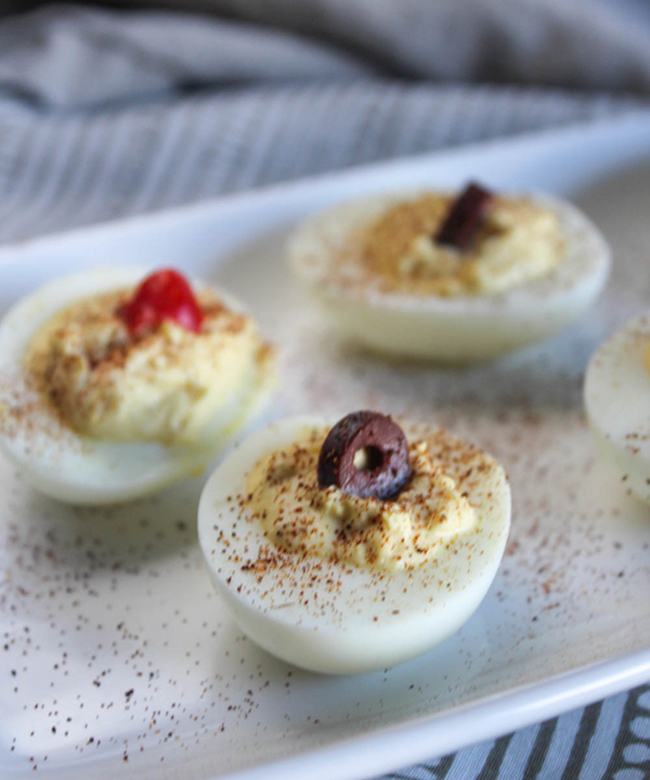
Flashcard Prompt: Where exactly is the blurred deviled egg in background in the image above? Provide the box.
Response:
[0,266,276,505]
[585,312,650,504]
[289,183,610,362]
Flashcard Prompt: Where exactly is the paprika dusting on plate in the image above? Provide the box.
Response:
[119,268,204,336]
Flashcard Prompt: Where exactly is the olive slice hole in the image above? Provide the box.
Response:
[353,446,384,473]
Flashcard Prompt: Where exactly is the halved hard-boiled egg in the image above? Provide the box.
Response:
[0,266,275,505]
[584,312,650,504]
[288,184,610,362]
[198,413,511,674]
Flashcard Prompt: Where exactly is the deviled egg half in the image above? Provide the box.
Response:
[0,266,275,504]
[198,412,511,674]
[288,183,610,361]
[584,312,650,504]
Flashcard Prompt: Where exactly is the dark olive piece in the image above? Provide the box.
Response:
[434,182,493,251]
[317,411,411,500]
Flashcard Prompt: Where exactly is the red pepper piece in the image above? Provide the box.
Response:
[119,269,204,336]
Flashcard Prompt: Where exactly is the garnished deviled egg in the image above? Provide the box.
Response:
[288,183,610,361]
[198,412,511,674]
[0,267,276,504]
[584,312,650,504]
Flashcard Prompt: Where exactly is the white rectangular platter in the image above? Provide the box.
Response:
[1,111,650,780]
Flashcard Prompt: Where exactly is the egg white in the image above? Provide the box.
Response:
[0,266,275,505]
[198,416,511,675]
[288,192,610,362]
[584,312,650,504]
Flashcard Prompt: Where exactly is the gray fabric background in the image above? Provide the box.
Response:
[4,1,650,107]
[0,2,649,778]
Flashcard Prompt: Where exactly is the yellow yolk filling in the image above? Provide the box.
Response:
[356,193,565,297]
[25,288,274,446]
[245,427,476,572]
